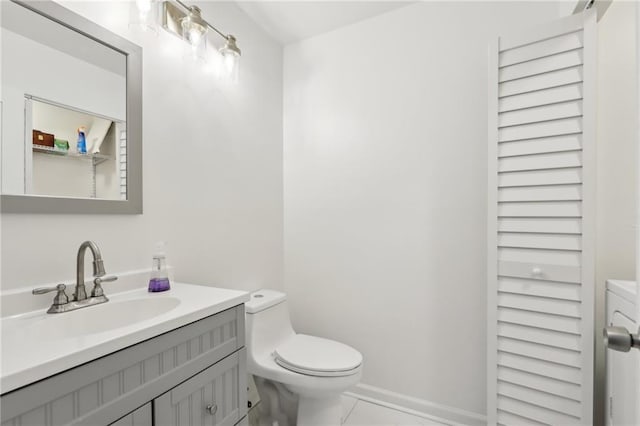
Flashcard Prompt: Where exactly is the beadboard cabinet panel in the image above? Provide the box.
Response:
[109,403,152,426]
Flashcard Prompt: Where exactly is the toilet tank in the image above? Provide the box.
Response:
[245,290,295,358]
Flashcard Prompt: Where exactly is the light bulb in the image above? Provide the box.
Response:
[187,28,202,47]
[181,6,208,53]
[130,0,157,33]
[136,0,151,20]
[219,35,241,83]
[222,51,239,82]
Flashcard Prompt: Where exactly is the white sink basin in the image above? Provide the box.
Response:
[6,296,181,341]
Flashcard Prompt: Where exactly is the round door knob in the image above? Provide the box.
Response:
[206,403,218,415]
[531,267,543,278]
[604,326,633,352]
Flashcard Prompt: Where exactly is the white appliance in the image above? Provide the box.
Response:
[605,280,638,426]
[245,289,363,426]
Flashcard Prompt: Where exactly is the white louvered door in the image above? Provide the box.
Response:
[487,10,596,426]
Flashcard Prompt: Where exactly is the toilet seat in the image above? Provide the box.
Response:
[274,334,362,377]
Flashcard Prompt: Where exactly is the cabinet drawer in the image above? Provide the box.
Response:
[154,348,247,426]
[498,260,580,284]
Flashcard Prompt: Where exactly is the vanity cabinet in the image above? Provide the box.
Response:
[1,305,247,426]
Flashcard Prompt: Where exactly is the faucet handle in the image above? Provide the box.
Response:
[94,275,118,284]
[32,284,69,306]
[91,275,117,297]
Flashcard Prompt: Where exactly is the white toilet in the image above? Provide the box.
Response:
[245,289,363,426]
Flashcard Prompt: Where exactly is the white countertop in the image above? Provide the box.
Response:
[1,282,249,394]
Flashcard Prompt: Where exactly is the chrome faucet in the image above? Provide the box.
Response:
[33,240,118,313]
[75,240,106,301]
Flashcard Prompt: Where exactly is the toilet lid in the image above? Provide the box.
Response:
[274,334,362,377]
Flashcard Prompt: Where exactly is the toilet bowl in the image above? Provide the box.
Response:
[245,289,363,426]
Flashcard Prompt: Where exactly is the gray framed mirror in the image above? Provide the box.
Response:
[1,0,142,214]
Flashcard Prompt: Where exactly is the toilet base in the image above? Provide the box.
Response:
[297,394,342,426]
[253,376,345,426]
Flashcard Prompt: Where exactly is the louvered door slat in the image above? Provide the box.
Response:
[488,10,595,425]
[498,292,581,317]
[497,395,581,425]
[499,66,583,98]
[499,31,583,66]
[498,381,582,417]
[499,83,583,112]
[499,49,583,82]
[499,151,582,172]
[498,233,581,250]
[498,366,582,401]
[499,100,582,127]
[498,167,582,187]
[498,247,581,266]
[498,117,582,142]
[498,323,581,352]
[498,201,582,218]
[498,185,582,202]
[497,277,581,301]
[498,307,581,334]
[498,217,582,233]
[497,409,548,426]
[498,337,582,367]
[498,134,582,157]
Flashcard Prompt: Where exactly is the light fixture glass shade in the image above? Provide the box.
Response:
[130,0,158,33]
[181,6,208,56]
[219,35,241,82]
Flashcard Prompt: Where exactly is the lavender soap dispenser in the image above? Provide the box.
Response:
[148,242,171,292]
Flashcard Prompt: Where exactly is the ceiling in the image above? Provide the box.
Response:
[236,1,414,45]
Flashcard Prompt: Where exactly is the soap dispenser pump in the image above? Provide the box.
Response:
[148,242,170,292]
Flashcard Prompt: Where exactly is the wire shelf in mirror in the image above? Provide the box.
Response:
[32,144,112,166]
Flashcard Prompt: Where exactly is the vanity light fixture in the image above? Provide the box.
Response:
[162,0,241,76]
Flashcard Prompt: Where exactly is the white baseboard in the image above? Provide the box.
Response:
[345,383,487,426]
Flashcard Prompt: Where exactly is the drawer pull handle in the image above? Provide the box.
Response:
[531,267,543,278]
[206,404,218,415]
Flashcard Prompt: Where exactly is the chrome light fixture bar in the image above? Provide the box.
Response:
[161,0,241,75]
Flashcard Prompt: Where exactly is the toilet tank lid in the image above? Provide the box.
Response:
[245,289,287,314]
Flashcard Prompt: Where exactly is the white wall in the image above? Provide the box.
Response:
[283,1,561,417]
[1,1,284,295]
[594,1,638,423]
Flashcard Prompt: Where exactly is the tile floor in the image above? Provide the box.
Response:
[249,394,449,426]
[341,395,448,426]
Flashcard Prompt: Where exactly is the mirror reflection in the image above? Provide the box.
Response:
[1,0,127,200]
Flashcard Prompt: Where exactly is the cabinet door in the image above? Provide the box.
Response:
[109,403,152,426]
[154,349,246,426]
